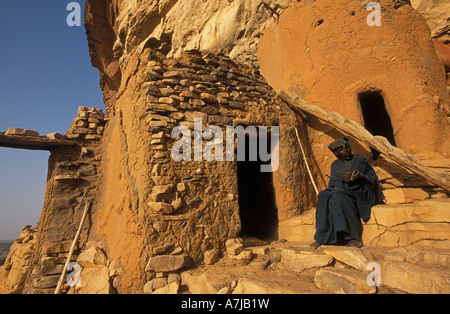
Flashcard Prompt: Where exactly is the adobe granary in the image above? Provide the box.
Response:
[0,0,449,294]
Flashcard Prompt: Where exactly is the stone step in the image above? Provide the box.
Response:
[363,198,450,248]
[278,198,450,249]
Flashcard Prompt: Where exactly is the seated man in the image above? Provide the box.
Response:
[310,137,384,249]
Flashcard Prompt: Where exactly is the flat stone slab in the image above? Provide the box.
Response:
[314,268,377,294]
[322,246,370,271]
[278,199,450,249]
[0,133,76,151]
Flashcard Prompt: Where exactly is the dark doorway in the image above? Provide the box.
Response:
[359,91,396,159]
[236,132,278,240]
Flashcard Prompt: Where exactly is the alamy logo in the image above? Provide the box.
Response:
[66,2,82,27]
[171,118,279,173]
[66,262,82,287]
[366,262,381,287]
[366,2,381,27]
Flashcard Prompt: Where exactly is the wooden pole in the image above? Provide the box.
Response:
[278,90,450,193]
[294,126,319,195]
[54,200,91,294]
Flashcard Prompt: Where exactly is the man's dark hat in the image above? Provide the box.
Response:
[328,136,351,151]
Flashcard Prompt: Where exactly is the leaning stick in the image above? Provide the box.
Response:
[54,199,91,294]
[294,126,319,196]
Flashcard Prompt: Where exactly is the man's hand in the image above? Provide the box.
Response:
[350,170,364,181]
[341,172,352,182]
[341,170,364,183]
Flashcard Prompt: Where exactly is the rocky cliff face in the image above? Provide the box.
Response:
[0,0,449,295]
[85,0,298,112]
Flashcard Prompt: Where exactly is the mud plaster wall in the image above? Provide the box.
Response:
[258,0,450,181]
[21,138,104,293]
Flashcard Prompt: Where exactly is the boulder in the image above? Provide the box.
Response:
[77,247,108,267]
[278,209,316,244]
[225,238,244,255]
[232,277,300,294]
[381,261,450,294]
[147,201,174,214]
[322,246,371,271]
[363,199,450,247]
[383,188,430,204]
[71,266,113,294]
[152,281,180,294]
[314,268,377,294]
[145,255,192,272]
[181,271,235,294]
[47,133,67,140]
[203,249,219,265]
[278,249,333,273]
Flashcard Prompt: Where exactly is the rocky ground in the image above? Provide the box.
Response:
[179,236,450,294]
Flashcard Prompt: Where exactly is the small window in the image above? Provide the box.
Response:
[359,91,396,159]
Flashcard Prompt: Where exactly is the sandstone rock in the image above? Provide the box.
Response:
[39,257,64,275]
[34,275,60,290]
[314,268,377,294]
[144,277,168,293]
[47,133,67,140]
[204,249,219,265]
[225,238,244,255]
[383,188,430,204]
[5,128,39,137]
[176,182,187,192]
[251,247,269,256]
[152,281,180,294]
[381,261,450,294]
[152,184,172,194]
[405,249,450,267]
[363,199,450,247]
[72,266,113,294]
[168,273,181,284]
[278,209,316,244]
[145,255,192,272]
[232,277,299,294]
[184,111,208,122]
[109,260,123,278]
[71,127,96,135]
[153,243,174,255]
[180,90,199,99]
[322,246,370,271]
[181,271,236,294]
[77,246,108,267]
[229,250,254,261]
[159,97,177,105]
[200,93,217,104]
[148,201,174,214]
[278,249,333,273]
[411,0,450,41]
[42,241,76,255]
[147,103,178,112]
[0,226,37,294]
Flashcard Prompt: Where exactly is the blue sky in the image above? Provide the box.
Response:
[0,1,104,240]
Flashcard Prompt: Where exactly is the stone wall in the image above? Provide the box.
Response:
[0,108,106,294]
[95,47,315,293]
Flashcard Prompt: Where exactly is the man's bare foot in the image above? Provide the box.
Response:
[310,241,321,249]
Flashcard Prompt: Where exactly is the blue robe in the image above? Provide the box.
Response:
[314,154,384,245]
